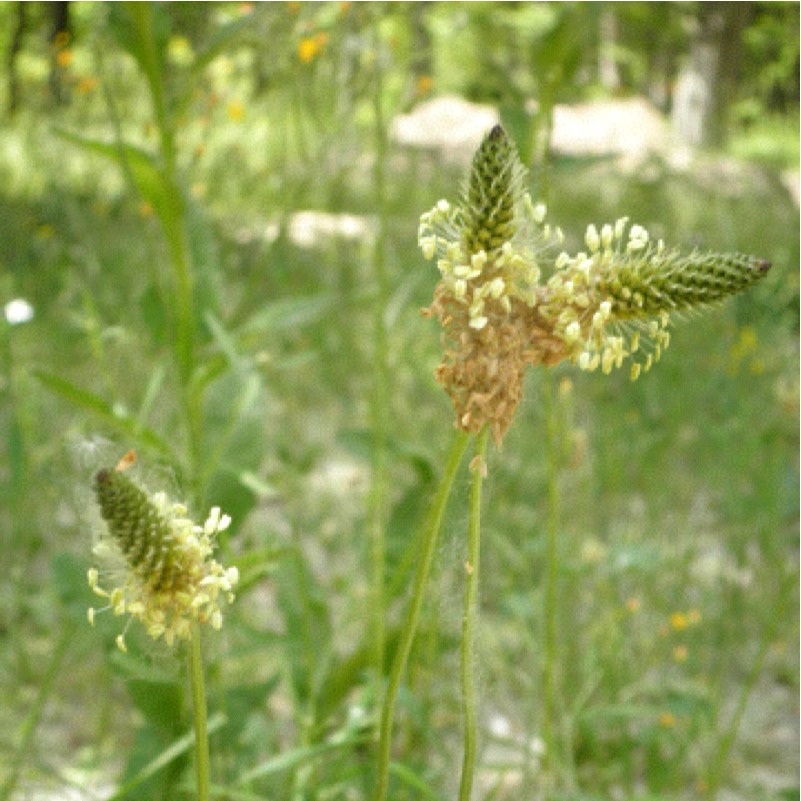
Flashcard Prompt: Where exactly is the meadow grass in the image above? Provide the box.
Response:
[0,7,797,801]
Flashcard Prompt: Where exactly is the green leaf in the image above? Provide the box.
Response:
[107,3,174,164]
[126,677,184,738]
[106,713,226,801]
[237,292,338,336]
[52,127,182,225]
[205,311,249,370]
[222,678,281,744]
[51,552,92,626]
[235,732,369,785]
[108,2,170,98]
[337,428,435,484]
[139,283,168,346]
[191,11,258,75]
[389,761,445,800]
[199,361,266,521]
[275,543,333,707]
[34,369,173,458]
[231,545,284,594]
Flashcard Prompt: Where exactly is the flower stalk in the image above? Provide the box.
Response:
[458,426,490,801]
[413,125,772,795]
[373,429,470,801]
[87,451,237,801]
[189,623,211,801]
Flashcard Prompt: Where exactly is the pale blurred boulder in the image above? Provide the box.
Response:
[391,95,669,162]
[550,97,668,157]
[390,95,500,163]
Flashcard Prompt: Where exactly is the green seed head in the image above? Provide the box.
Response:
[89,459,238,651]
[602,251,772,319]
[419,127,773,441]
[94,468,177,591]
[461,124,526,257]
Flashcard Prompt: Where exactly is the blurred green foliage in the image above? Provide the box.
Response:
[0,3,797,801]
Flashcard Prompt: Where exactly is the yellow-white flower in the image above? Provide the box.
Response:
[88,459,238,651]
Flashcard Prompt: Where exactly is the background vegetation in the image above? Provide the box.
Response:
[0,3,797,801]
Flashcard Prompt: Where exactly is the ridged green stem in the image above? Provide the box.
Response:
[189,624,211,801]
[369,15,390,730]
[542,371,560,787]
[373,429,470,801]
[458,426,490,801]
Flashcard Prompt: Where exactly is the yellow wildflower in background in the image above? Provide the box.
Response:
[227,100,245,122]
[167,35,195,66]
[670,609,701,631]
[670,611,689,631]
[298,37,317,63]
[728,326,764,376]
[298,32,328,64]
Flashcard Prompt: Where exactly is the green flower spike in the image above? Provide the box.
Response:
[420,125,771,443]
[87,451,238,652]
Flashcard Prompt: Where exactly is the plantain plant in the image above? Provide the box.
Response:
[373,124,771,801]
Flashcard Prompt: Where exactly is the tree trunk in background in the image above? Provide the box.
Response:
[714,2,750,140]
[48,0,71,106]
[598,5,620,94]
[7,3,27,115]
[409,1,433,104]
[672,2,750,148]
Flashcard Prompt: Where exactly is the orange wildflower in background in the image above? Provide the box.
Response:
[76,76,99,95]
[672,645,689,662]
[416,75,434,97]
[56,48,73,69]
